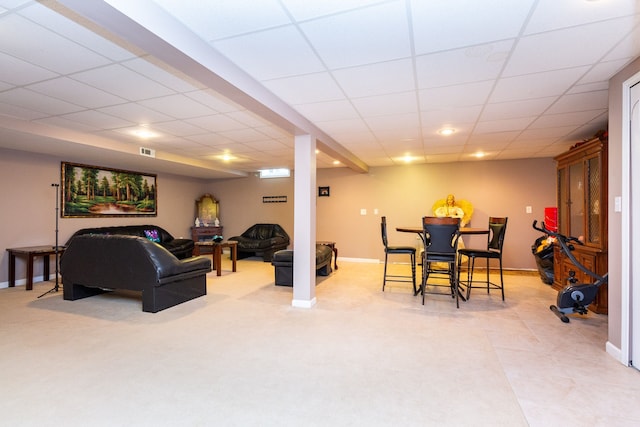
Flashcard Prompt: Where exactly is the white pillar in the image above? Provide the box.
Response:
[292,134,317,308]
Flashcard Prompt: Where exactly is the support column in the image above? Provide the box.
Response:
[292,134,317,308]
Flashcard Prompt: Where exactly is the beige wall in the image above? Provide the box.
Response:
[607,56,640,350]
[0,148,209,285]
[1,147,556,286]
[210,157,557,269]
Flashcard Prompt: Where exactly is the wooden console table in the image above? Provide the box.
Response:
[6,245,65,291]
[194,241,237,276]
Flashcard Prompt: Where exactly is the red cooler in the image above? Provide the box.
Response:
[545,207,558,232]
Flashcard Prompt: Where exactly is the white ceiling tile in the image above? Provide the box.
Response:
[0,87,82,115]
[579,59,633,85]
[530,110,607,129]
[98,103,174,124]
[185,90,242,114]
[154,0,290,41]
[59,110,135,130]
[294,100,359,122]
[351,92,418,117]
[281,0,383,20]
[0,1,31,9]
[28,77,125,109]
[410,0,534,54]
[139,94,216,120]
[416,40,513,89]
[72,64,176,101]
[0,14,111,74]
[122,58,202,93]
[263,72,344,105]
[490,67,589,103]
[504,18,637,77]
[603,24,640,62]
[546,90,609,114]
[244,139,290,151]
[34,115,100,133]
[332,59,415,98]
[0,51,58,85]
[517,125,581,141]
[375,128,423,144]
[420,81,494,109]
[421,105,483,128]
[186,114,244,133]
[219,128,271,143]
[567,81,609,94]
[364,112,420,132]
[0,100,48,120]
[152,120,208,137]
[19,2,136,62]
[300,1,411,69]
[480,97,557,121]
[213,26,324,81]
[467,131,520,144]
[474,117,535,134]
[525,0,638,34]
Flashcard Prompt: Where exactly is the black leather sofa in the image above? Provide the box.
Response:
[229,223,290,262]
[68,225,194,259]
[61,234,211,313]
[271,244,333,286]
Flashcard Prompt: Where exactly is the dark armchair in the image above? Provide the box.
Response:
[229,223,290,262]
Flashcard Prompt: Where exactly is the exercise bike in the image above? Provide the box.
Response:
[532,220,608,323]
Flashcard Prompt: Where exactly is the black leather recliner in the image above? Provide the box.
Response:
[229,223,290,262]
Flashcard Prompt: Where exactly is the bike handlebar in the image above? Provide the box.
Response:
[532,220,583,246]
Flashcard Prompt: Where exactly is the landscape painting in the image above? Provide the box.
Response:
[61,162,157,218]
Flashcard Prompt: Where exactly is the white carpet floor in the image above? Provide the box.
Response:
[1,257,638,426]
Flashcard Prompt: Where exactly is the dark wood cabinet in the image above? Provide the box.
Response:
[553,136,608,314]
[191,226,223,254]
[191,226,223,241]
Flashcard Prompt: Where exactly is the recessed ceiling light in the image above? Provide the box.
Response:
[473,152,486,158]
[438,128,456,136]
[130,128,158,139]
[332,160,340,165]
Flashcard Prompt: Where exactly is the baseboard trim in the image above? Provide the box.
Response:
[292,297,317,308]
[606,341,626,365]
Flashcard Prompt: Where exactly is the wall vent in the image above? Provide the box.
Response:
[139,147,156,158]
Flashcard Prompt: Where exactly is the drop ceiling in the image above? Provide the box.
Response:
[0,0,638,179]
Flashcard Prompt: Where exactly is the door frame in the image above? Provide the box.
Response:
[620,71,640,366]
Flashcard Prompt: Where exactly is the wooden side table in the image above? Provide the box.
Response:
[6,245,65,291]
[194,241,237,276]
[317,241,338,270]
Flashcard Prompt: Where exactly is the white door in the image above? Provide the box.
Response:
[631,81,640,370]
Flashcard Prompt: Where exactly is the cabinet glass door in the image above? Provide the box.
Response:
[569,162,585,238]
[558,169,567,235]
[587,156,601,244]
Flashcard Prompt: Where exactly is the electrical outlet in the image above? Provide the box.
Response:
[360,209,367,215]
[374,208,379,215]
[525,206,532,214]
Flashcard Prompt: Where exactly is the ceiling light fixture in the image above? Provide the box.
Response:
[473,152,486,158]
[438,128,456,136]
[130,128,158,139]
[333,160,340,165]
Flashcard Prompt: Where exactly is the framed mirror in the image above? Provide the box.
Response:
[195,194,219,225]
